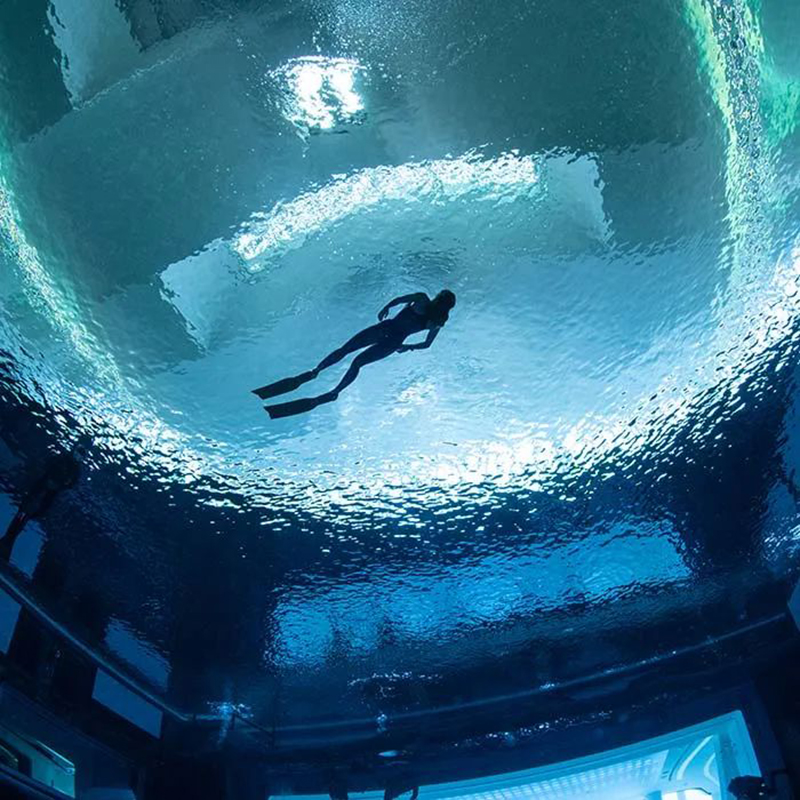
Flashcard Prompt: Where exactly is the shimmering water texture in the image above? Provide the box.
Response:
[1,0,800,729]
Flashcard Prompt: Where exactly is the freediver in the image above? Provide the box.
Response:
[0,441,85,561]
[253,290,456,419]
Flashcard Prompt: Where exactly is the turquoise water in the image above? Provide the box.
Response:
[0,0,799,729]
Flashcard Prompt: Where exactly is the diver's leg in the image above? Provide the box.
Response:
[252,369,320,399]
[254,324,388,399]
[328,343,395,398]
[266,344,395,419]
[316,324,387,371]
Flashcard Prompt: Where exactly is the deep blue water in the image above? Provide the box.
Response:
[1,0,799,734]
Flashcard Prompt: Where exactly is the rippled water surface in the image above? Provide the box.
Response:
[1,0,800,730]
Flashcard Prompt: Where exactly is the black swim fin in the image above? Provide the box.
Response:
[266,392,337,419]
[252,369,318,399]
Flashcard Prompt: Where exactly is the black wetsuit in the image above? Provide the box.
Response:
[317,304,428,370]
[382,304,429,339]
[253,302,438,418]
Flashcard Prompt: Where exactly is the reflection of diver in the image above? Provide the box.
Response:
[253,290,456,419]
[0,444,85,561]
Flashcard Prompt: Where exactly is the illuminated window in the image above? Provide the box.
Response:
[277,712,759,800]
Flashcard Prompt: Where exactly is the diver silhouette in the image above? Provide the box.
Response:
[0,442,85,562]
[253,290,456,419]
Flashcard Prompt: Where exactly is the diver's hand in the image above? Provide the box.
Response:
[378,306,390,321]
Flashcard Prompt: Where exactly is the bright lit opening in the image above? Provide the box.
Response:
[279,712,759,800]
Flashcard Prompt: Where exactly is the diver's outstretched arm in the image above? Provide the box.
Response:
[398,327,440,352]
[378,293,429,321]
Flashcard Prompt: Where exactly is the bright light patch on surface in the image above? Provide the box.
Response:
[233,150,540,269]
[272,56,365,132]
